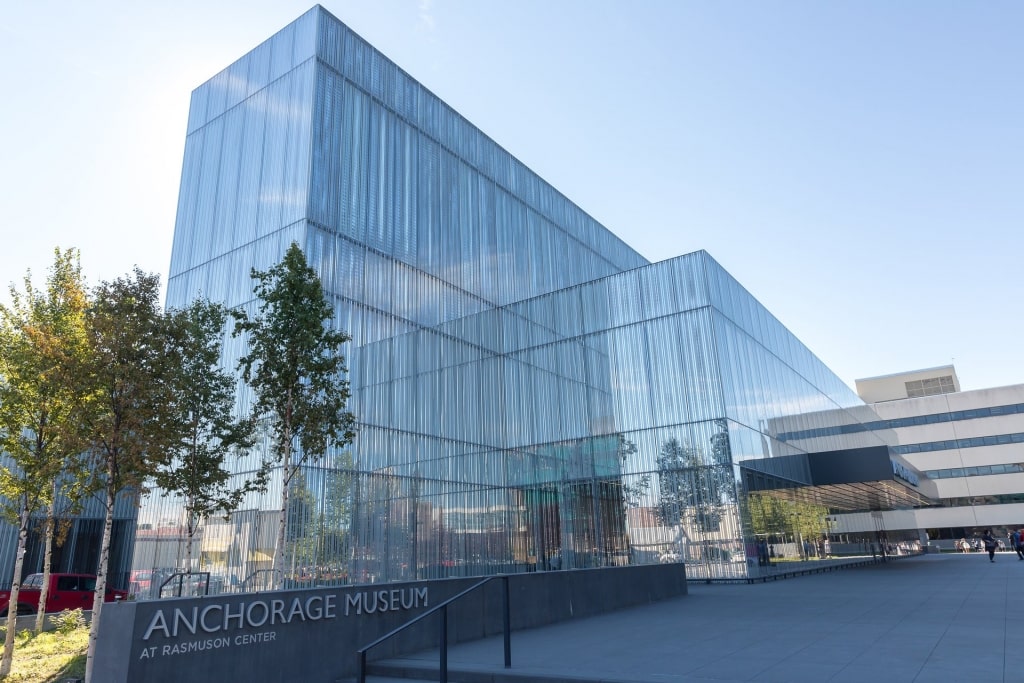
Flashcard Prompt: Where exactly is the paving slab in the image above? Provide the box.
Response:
[366,553,1024,682]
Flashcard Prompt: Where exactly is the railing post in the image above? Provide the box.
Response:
[355,576,501,682]
[440,605,448,683]
[502,576,511,668]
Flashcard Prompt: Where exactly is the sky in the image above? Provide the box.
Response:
[2,1,1021,394]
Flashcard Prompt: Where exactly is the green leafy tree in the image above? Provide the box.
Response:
[0,249,95,676]
[152,299,266,571]
[35,490,93,635]
[32,259,98,634]
[233,243,356,589]
[83,269,177,683]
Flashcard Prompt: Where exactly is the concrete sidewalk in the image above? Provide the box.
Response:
[364,553,1024,682]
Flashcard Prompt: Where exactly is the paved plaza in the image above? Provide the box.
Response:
[364,553,1024,682]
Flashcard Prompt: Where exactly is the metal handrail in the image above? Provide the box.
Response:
[356,575,511,683]
[240,569,275,592]
[157,571,210,598]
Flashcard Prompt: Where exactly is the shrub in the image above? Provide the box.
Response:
[53,609,85,635]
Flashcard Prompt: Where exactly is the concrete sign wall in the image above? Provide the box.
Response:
[93,564,687,682]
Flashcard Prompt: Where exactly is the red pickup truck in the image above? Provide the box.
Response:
[0,573,128,616]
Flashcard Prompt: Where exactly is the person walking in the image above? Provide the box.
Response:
[982,529,998,562]
[1015,529,1024,561]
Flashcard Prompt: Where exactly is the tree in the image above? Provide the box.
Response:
[233,243,356,589]
[34,485,93,635]
[83,269,176,683]
[151,299,266,571]
[0,249,95,676]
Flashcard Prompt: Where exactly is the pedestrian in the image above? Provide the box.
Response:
[1015,529,1024,561]
[982,529,997,562]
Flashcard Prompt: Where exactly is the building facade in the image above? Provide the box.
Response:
[133,6,929,588]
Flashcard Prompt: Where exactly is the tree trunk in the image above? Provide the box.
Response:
[185,522,194,575]
[35,500,56,633]
[1,506,32,677]
[85,474,116,683]
[274,447,291,591]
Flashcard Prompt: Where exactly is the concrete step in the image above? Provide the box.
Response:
[361,659,605,682]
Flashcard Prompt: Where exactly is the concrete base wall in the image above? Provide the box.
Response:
[93,563,687,683]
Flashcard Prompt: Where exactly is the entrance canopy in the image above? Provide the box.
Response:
[742,446,937,511]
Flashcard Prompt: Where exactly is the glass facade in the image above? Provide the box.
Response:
[136,7,898,589]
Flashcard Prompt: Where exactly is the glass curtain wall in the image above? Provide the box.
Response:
[343,252,881,583]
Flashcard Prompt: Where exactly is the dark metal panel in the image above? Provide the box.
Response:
[807,446,893,486]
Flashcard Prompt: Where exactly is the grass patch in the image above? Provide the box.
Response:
[0,626,88,683]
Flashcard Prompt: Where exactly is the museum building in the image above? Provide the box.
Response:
[129,5,936,589]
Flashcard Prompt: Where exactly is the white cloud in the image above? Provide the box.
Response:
[417,0,435,32]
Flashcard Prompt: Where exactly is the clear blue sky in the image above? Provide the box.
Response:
[2,1,1021,393]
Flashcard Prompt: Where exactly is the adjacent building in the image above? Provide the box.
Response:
[794,366,1024,548]
[131,5,936,588]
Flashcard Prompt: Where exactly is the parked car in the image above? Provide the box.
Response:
[699,546,746,564]
[0,573,128,616]
[129,569,154,597]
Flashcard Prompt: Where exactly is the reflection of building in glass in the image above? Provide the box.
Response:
[133,6,931,586]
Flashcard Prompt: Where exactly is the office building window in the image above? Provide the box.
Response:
[905,376,956,398]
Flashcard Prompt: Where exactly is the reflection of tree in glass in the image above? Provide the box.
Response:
[285,471,318,577]
[319,460,354,570]
[617,435,650,508]
[656,420,735,529]
[285,456,354,581]
[748,493,827,542]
